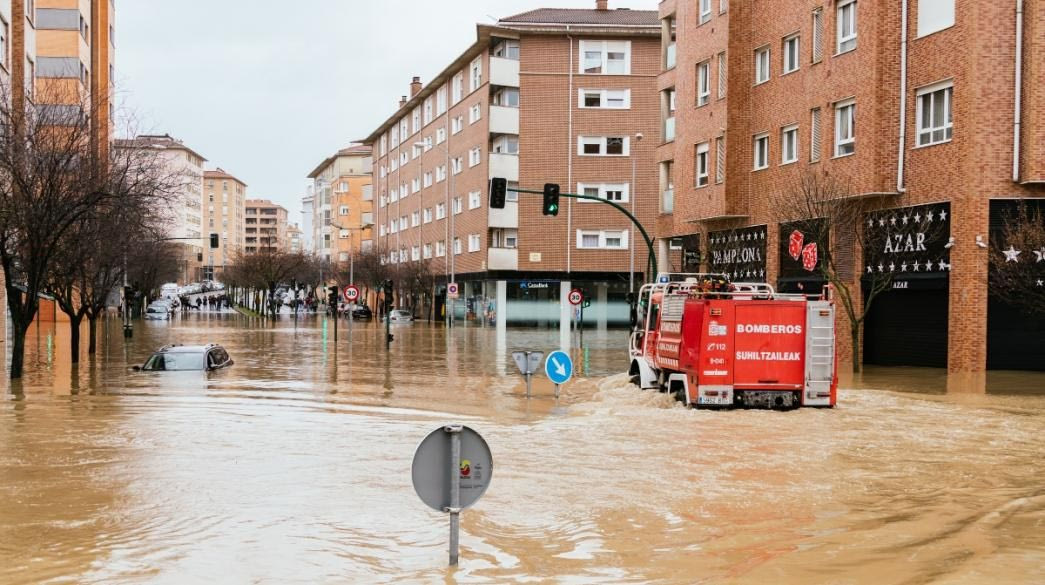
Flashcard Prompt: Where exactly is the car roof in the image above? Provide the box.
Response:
[154,344,224,354]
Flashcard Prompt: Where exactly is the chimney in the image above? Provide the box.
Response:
[399,95,408,108]
[410,76,422,97]
[596,0,608,10]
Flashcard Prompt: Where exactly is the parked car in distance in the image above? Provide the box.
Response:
[151,298,175,313]
[144,304,171,320]
[351,305,373,320]
[134,344,233,372]
[389,309,414,323]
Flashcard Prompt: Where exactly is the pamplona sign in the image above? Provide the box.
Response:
[863,202,951,282]
[708,225,767,281]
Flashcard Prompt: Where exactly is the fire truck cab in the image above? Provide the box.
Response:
[628,274,837,409]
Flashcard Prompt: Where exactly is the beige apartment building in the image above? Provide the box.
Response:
[203,169,247,280]
[305,144,374,264]
[115,134,207,284]
[659,0,1044,381]
[364,1,660,325]
[244,199,289,254]
[287,223,304,253]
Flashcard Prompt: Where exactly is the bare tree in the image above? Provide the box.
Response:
[224,250,311,319]
[398,259,436,319]
[989,203,1045,317]
[352,247,391,310]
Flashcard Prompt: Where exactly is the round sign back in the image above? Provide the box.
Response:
[411,425,492,512]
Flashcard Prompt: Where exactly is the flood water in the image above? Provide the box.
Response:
[1,312,1044,584]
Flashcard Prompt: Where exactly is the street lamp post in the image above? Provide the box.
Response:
[630,132,644,294]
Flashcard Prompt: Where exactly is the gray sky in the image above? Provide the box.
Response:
[118,0,654,223]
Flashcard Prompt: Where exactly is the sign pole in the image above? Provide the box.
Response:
[445,424,462,566]
[555,383,560,400]
[525,370,532,399]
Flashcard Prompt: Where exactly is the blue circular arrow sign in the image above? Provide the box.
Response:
[544,350,573,385]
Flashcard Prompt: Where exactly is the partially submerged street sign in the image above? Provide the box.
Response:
[511,350,544,398]
[545,350,573,399]
[412,425,492,566]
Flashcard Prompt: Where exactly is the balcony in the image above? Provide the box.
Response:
[662,189,674,214]
[490,57,520,87]
[489,105,519,135]
[663,117,676,143]
[361,212,373,225]
[487,247,518,271]
[488,201,518,229]
[489,153,518,182]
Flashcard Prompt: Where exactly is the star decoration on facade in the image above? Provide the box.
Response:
[1038,279,1044,287]
[890,217,897,226]
[938,209,948,221]
[925,210,934,223]
[760,231,766,239]
[867,265,873,274]
[878,264,884,272]
[914,213,922,223]
[889,262,896,272]
[1003,246,1021,262]
[759,269,765,278]
[912,261,921,272]
[901,262,908,272]
[938,261,949,271]
[868,218,874,228]
[901,214,909,225]
[878,218,886,227]
[1034,248,1045,263]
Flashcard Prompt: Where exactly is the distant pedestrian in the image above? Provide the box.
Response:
[196,297,202,310]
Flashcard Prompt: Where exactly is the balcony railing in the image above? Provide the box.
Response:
[662,189,674,214]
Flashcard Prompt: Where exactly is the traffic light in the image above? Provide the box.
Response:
[489,177,507,209]
[209,233,219,248]
[383,279,394,312]
[542,183,560,216]
[327,285,338,305]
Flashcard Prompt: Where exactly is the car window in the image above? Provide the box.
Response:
[162,353,206,371]
[143,354,165,371]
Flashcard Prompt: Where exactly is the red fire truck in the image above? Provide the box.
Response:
[628,274,837,409]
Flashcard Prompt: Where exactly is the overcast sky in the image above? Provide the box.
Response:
[118,0,654,223]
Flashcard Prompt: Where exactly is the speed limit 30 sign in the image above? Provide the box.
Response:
[568,289,583,306]
[343,285,360,302]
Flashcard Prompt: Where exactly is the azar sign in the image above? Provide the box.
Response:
[863,202,951,279]
[708,225,768,281]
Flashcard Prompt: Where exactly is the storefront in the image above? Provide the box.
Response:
[987,199,1045,371]
[777,219,828,294]
[707,225,768,281]
[862,202,951,367]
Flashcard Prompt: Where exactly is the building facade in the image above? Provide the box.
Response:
[659,0,1044,381]
[244,199,289,254]
[300,189,315,254]
[364,2,660,326]
[287,223,304,254]
[305,144,374,264]
[202,169,247,280]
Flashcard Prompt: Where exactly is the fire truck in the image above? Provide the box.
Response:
[628,274,837,409]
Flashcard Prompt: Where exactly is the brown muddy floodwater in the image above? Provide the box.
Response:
[1,311,1044,584]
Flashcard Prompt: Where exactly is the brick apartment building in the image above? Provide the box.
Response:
[363,1,660,326]
[305,144,374,264]
[203,169,247,280]
[244,199,290,254]
[659,0,1043,380]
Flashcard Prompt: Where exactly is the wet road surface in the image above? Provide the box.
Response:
[0,312,1043,584]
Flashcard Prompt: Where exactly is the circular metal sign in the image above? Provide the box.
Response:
[411,425,492,512]
[447,283,460,298]
[343,285,359,302]
[568,289,583,305]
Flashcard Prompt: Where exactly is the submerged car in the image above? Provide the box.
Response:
[145,304,171,320]
[389,309,414,323]
[136,344,233,372]
[350,305,373,320]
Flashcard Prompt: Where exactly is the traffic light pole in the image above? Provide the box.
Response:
[508,187,658,282]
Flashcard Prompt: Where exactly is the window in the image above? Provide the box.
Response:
[339,205,349,216]
[783,34,800,74]
[469,146,481,167]
[453,197,462,214]
[753,133,769,170]
[579,89,630,109]
[424,136,433,151]
[451,116,463,134]
[423,244,432,259]
[411,246,420,261]
[412,144,422,159]
[400,151,409,165]
[339,229,350,239]
[580,40,631,75]
[0,16,8,70]
[451,157,462,175]
[411,211,420,227]
[837,0,857,53]
[436,241,446,257]
[468,234,481,253]
[412,107,421,133]
[469,103,481,124]
[715,137,725,183]
[423,172,432,187]
[469,190,481,209]
[781,125,798,164]
[492,135,519,154]
[576,230,628,250]
[399,216,408,230]
[720,0,728,13]
[411,178,420,193]
[389,187,398,202]
[755,47,770,84]
[423,208,433,223]
[812,8,824,63]
[717,52,727,98]
[577,183,629,203]
[493,87,519,107]
[810,107,822,162]
[493,39,520,59]
[916,82,953,146]
[696,142,710,186]
[697,61,710,106]
[436,165,446,182]
[391,127,399,148]
[699,0,712,24]
[918,0,954,37]
[423,98,433,125]
[470,56,482,91]
[436,127,446,144]
[578,136,629,156]
[453,237,462,255]
[834,100,855,156]
[452,72,464,103]
[436,203,446,219]
[436,86,447,115]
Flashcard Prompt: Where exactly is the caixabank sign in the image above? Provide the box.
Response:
[708,225,768,281]
[862,202,951,368]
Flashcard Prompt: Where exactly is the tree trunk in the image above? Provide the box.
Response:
[851,323,862,374]
[87,316,98,355]
[9,318,30,380]
[69,315,83,364]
